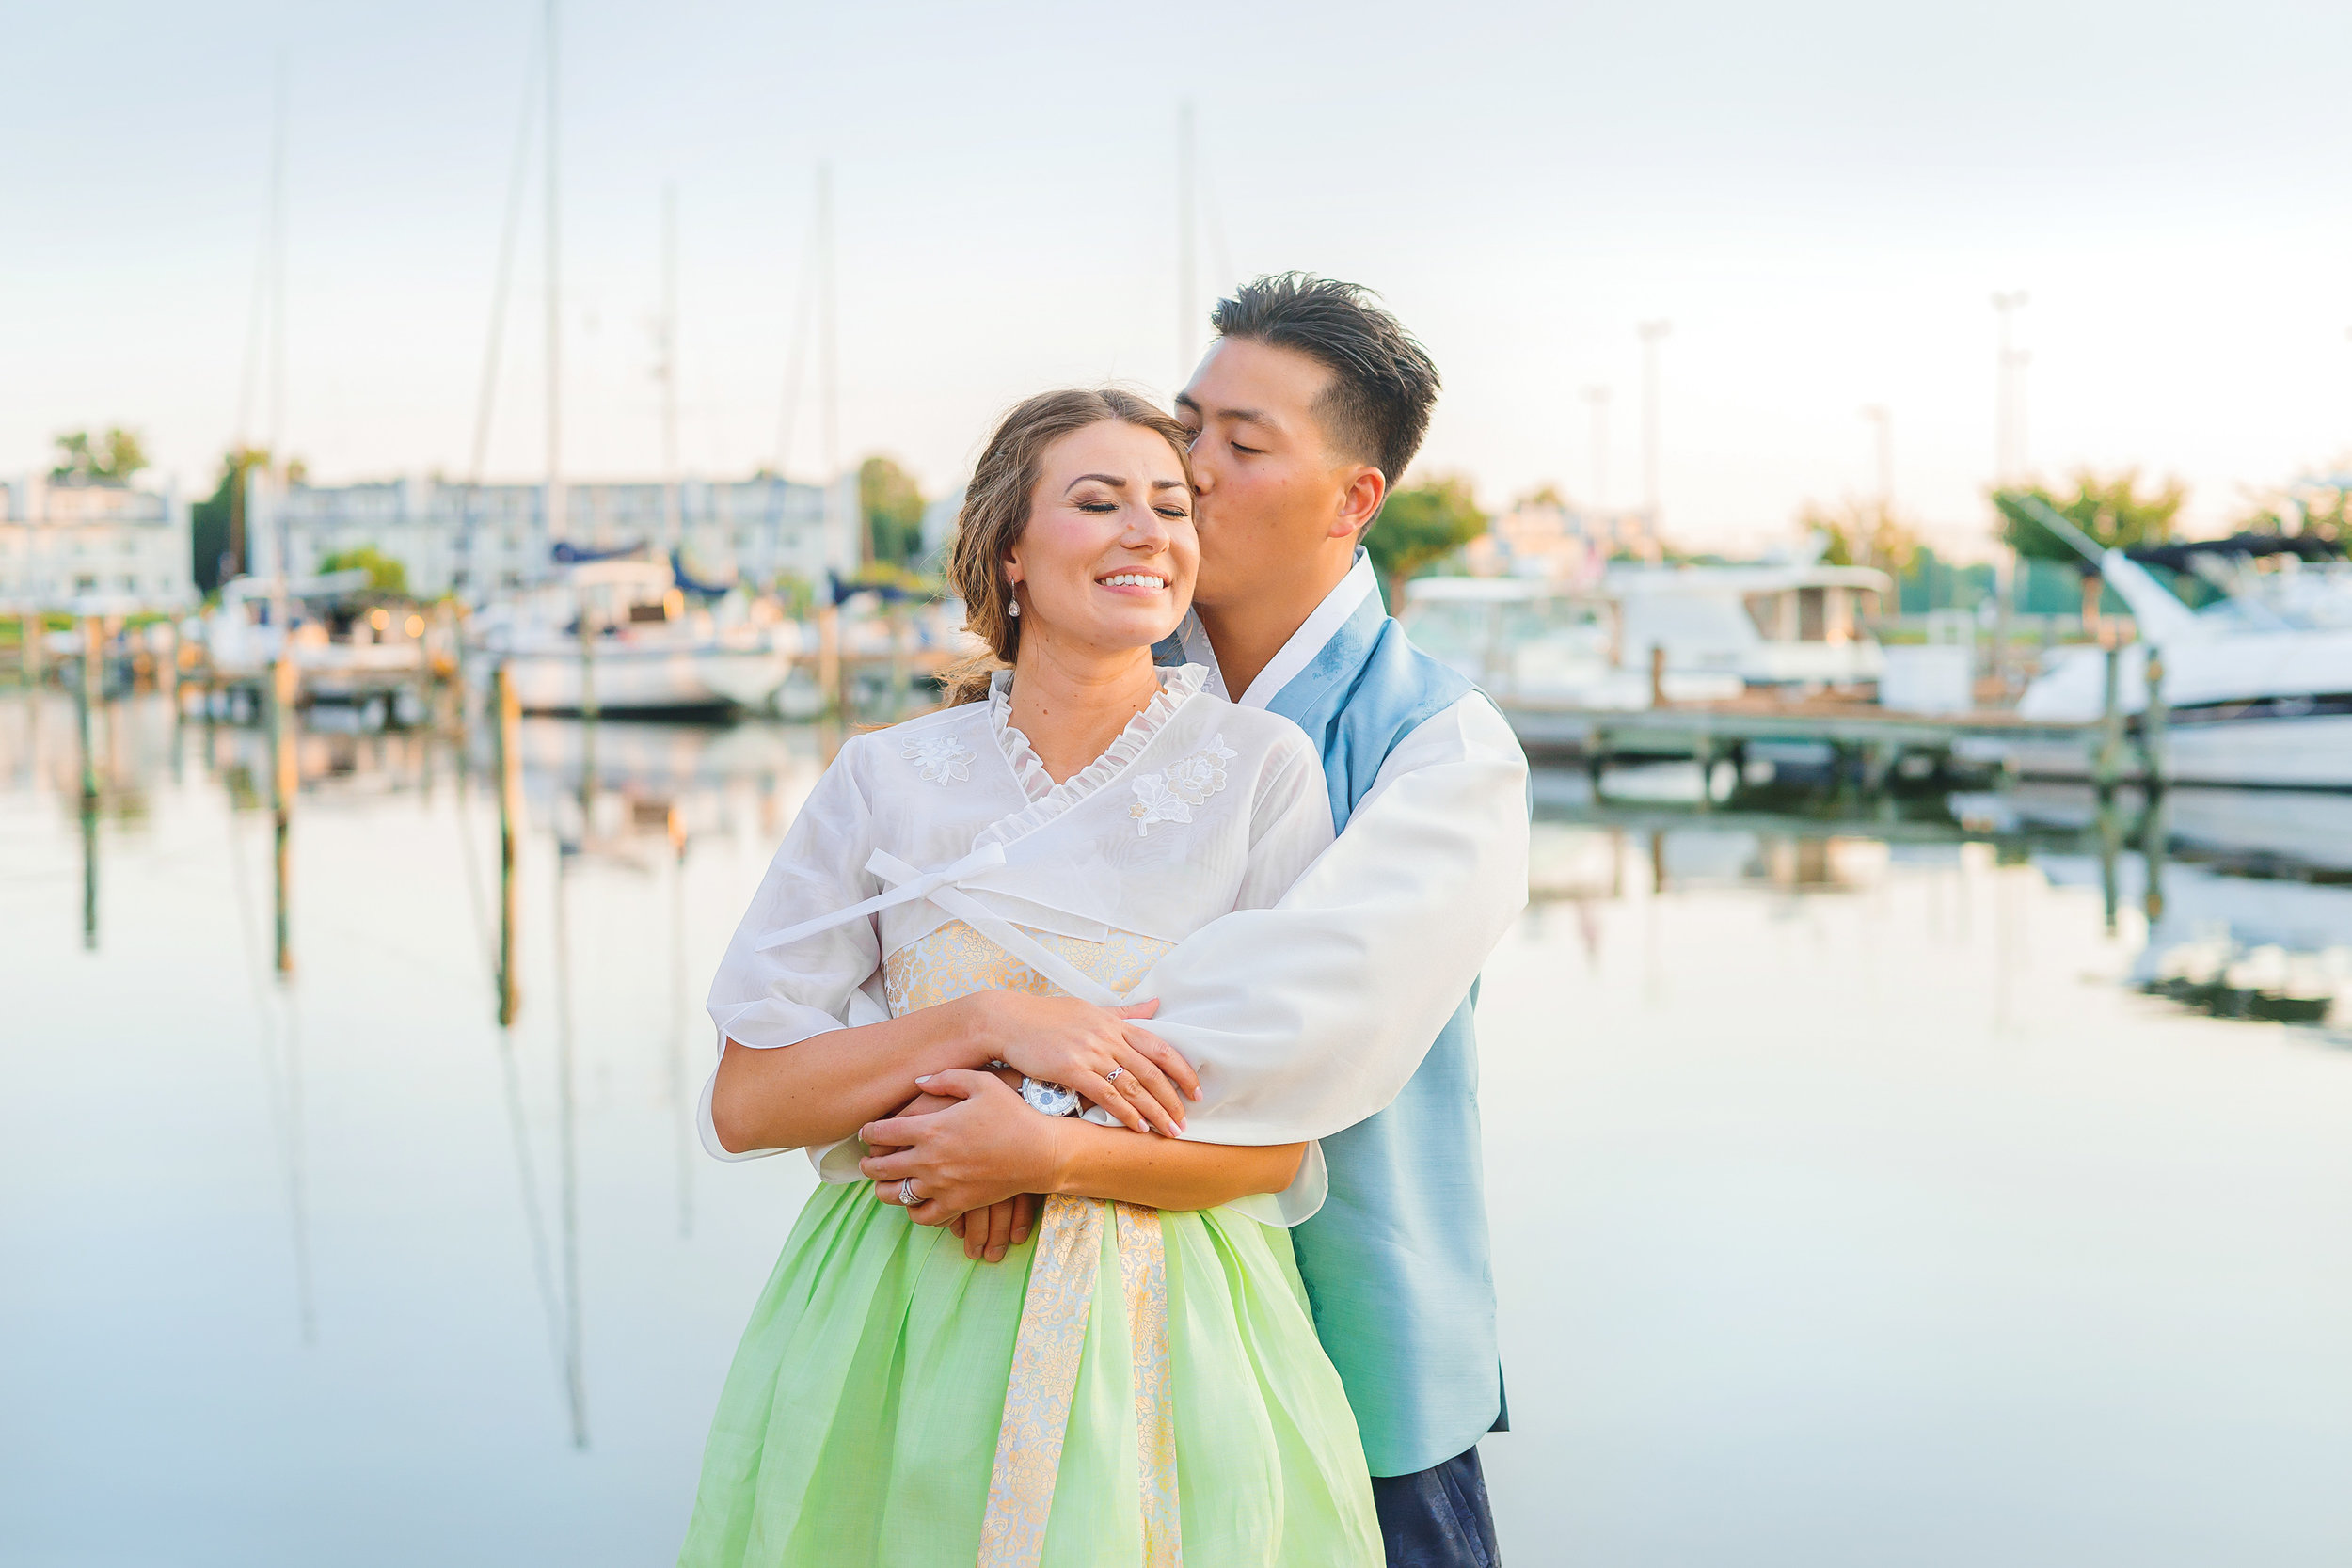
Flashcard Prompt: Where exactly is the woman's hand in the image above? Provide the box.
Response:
[859,1069,1064,1228]
[963,992,1199,1137]
[865,1084,1041,1264]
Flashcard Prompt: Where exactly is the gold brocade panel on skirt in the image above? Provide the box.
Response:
[881,920,1183,1567]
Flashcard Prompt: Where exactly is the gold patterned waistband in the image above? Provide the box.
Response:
[977,1196,1181,1567]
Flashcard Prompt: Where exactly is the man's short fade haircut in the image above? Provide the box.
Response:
[1209,273,1441,490]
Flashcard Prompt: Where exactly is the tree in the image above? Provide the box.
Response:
[860,455,927,567]
[51,427,150,484]
[318,546,408,597]
[1798,497,1920,573]
[1365,475,1487,608]
[2235,479,2350,546]
[190,447,272,594]
[1995,468,2186,628]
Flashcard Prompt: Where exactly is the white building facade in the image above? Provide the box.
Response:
[0,476,196,611]
[248,471,860,601]
[1466,499,1663,585]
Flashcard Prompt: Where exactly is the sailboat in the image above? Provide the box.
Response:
[462,14,795,717]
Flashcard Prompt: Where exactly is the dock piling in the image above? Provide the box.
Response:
[78,616,103,948]
[818,603,844,719]
[2142,650,2168,789]
[495,662,523,1027]
[270,654,298,975]
[2092,642,2125,792]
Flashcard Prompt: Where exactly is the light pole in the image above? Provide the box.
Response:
[1583,386,1612,513]
[1992,291,2029,482]
[1991,291,2030,683]
[1637,320,1670,530]
[1861,404,1892,513]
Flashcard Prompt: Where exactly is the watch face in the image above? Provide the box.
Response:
[1021,1077,1081,1117]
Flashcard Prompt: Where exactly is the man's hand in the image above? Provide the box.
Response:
[946,1193,1038,1264]
[963,993,1198,1137]
[860,1069,1063,1229]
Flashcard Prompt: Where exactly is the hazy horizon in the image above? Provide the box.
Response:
[9,0,2352,560]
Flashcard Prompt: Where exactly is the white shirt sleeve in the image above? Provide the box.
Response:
[1136,693,1531,1155]
[696,740,883,1163]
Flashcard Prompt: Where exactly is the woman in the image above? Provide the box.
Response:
[680,388,1381,1567]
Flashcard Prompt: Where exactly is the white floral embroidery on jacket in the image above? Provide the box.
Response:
[902,733,976,786]
[1127,734,1238,835]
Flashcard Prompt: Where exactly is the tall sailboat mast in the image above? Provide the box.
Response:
[544,0,564,545]
[1176,102,1196,378]
[268,55,291,631]
[661,183,680,552]
[817,163,842,570]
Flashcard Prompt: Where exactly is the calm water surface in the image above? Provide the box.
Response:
[6,690,2352,1566]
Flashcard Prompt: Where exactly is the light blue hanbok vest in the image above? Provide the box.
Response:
[1169,593,1504,1478]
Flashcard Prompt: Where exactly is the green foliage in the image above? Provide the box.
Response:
[770,571,817,617]
[1996,469,2185,562]
[860,455,927,567]
[51,427,149,484]
[317,546,408,597]
[190,447,273,594]
[2235,481,2350,546]
[1799,497,1920,572]
[1366,475,1487,606]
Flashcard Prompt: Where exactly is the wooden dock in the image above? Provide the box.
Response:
[1501,692,2114,790]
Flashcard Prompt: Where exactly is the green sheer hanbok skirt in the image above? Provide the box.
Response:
[677,1178,1380,1567]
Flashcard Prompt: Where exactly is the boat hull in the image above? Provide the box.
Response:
[478,643,793,715]
[1996,712,2352,790]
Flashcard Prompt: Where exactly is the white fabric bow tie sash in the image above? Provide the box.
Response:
[754,841,1125,1009]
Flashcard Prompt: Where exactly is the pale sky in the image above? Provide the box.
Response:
[9,0,2352,557]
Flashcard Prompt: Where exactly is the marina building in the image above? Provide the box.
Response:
[0,475,196,611]
[246,471,860,600]
[1468,498,1663,583]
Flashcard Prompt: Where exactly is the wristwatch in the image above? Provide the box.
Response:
[1020,1077,1082,1117]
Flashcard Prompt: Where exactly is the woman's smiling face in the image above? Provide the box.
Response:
[1005,419,1199,657]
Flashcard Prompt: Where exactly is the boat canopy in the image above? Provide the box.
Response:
[2126,533,2343,573]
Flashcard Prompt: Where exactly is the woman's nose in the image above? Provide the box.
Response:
[1120,502,1171,548]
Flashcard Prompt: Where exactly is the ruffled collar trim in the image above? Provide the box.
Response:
[977,664,1208,846]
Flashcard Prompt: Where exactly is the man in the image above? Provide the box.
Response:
[863,274,1530,1565]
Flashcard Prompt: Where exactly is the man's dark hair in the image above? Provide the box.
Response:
[1209,273,1441,486]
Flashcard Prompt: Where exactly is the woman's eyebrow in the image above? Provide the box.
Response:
[1149,479,1188,491]
[1062,473,1129,493]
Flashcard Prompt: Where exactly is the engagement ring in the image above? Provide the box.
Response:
[898,1179,919,1206]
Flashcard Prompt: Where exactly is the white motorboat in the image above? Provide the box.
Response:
[468,558,798,715]
[1980,522,2352,789]
[1399,578,1656,707]
[1399,562,1891,708]
[1607,562,1892,689]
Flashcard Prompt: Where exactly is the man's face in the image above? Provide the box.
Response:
[1175,338,1357,609]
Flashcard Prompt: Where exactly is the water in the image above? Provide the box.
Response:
[7,690,2352,1566]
